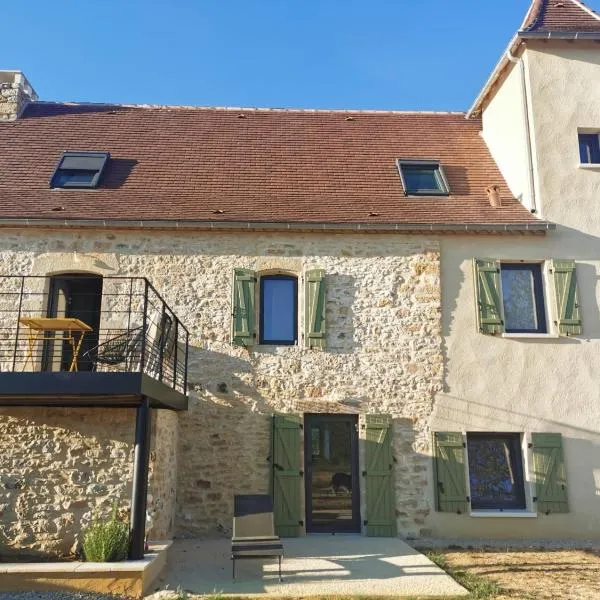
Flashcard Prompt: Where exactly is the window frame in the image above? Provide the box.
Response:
[578,132,600,164]
[466,432,527,511]
[499,262,548,334]
[396,159,450,196]
[259,274,298,346]
[50,151,110,189]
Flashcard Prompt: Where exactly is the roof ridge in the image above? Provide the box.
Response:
[28,100,466,117]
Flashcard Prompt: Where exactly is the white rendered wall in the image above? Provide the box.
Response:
[481,58,533,211]
[426,41,600,540]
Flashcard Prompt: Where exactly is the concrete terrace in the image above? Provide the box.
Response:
[147,536,468,597]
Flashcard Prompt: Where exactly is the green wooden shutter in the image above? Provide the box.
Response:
[364,415,397,536]
[231,268,256,346]
[532,433,569,514]
[304,269,326,349]
[473,258,504,335]
[272,414,302,536]
[551,260,582,336]
[433,432,468,514]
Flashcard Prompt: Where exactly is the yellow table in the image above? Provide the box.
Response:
[18,317,93,372]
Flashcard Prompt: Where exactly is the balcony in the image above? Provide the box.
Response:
[0,275,189,410]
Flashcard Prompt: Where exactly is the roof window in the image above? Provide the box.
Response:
[50,151,110,189]
[397,159,449,196]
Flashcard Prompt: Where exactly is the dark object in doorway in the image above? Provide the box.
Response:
[331,472,352,493]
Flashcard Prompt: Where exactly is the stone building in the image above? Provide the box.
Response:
[0,0,599,558]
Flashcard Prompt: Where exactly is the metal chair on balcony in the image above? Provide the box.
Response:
[82,326,145,371]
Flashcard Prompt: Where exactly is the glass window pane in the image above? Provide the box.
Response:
[402,166,442,193]
[400,163,447,194]
[55,169,97,187]
[467,435,525,510]
[579,134,600,164]
[261,277,296,343]
[501,266,539,332]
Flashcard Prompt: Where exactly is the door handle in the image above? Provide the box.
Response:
[437,481,445,494]
[273,463,284,471]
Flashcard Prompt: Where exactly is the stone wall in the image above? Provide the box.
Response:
[0,228,443,546]
[0,407,135,558]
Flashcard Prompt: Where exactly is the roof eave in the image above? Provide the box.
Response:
[518,30,600,39]
[0,217,555,234]
[466,34,521,119]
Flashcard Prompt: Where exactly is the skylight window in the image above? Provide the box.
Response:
[50,151,110,189]
[397,159,450,196]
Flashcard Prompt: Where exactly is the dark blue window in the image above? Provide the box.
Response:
[578,133,600,164]
[50,151,110,189]
[260,275,297,345]
[398,160,449,195]
[467,433,526,510]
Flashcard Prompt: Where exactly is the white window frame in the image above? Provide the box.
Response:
[497,259,557,338]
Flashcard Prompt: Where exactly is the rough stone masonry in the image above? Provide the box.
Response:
[0,229,443,555]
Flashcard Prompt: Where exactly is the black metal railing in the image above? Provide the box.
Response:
[0,275,189,394]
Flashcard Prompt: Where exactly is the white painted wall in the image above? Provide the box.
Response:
[481,59,533,211]
[426,40,600,539]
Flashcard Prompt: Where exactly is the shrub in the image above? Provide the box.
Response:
[82,503,130,562]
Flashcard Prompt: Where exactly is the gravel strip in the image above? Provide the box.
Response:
[0,593,132,600]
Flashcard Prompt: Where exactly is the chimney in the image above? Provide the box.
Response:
[485,185,502,208]
[0,71,38,122]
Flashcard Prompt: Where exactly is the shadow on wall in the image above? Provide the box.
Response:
[431,395,600,518]
[176,345,273,538]
[0,407,136,559]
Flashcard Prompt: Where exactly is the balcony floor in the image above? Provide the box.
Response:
[0,371,187,410]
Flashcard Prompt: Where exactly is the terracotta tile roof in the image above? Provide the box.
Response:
[521,0,600,32]
[0,102,548,230]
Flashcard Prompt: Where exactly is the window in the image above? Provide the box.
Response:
[475,259,582,337]
[467,433,526,510]
[231,268,325,348]
[578,133,600,164]
[50,151,110,189]
[500,263,547,334]
[259,275,298,345]
[397,159,450,196]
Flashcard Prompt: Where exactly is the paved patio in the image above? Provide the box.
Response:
[147,536,468,597]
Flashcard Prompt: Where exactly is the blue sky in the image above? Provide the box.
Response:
[3,1,598,111]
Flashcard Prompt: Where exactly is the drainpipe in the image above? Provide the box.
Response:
[506,47,538,215]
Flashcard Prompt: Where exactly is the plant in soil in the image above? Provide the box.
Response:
[82,502,130,562]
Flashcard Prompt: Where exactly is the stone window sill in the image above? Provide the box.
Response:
[501,333,559,339]
[578,163,600,169]
[470,511,537,518]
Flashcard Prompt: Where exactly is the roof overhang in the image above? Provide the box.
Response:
[518,30,600,39]
[468,29,600,118]
[0,216,555,234]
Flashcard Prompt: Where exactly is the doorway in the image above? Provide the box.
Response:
[44,274,103,372]
[304,414,360,533]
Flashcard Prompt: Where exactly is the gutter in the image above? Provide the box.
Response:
[505,48,538,215]
[0,217,555,233]
[519,31,600,39]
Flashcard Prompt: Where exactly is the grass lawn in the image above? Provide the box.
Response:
[425,547,600,599]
